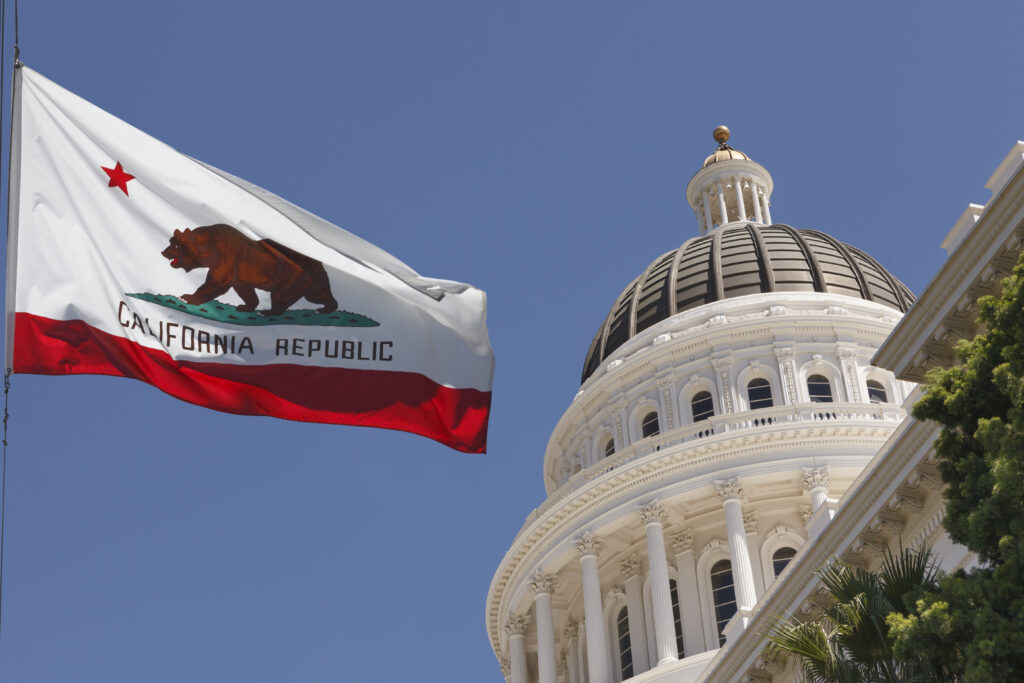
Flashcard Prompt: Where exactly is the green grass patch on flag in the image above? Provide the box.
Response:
[127,293,380,328]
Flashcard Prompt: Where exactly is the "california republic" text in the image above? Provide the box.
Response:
[117,300,394,361]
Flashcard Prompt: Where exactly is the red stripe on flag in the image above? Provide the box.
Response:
[13,312,490,453]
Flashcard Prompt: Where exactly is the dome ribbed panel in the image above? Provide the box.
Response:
[635,252,676,335]
[580,223,916,384]
[674,235,713,312]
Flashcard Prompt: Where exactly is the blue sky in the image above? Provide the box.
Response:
[2,2,1024,681]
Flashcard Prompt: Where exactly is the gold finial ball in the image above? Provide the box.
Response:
[713,125,731,144]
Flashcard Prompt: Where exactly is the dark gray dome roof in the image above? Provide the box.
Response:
[580,223,915,384]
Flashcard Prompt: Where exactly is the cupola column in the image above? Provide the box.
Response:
[751,184,764,223]
[716,183,728,227]
[734,177,747,222]
[743,512,766,597]
[529,573,559,683]
[563,620,581,683]
[619,557,651,674]
[672,532,707,656]
[702,190,714,234]
[505,614,530,683]
[714,479,758,613]
[639,502,679,665]
[761,191,772,224]
[574,534,611,683]
[803,466,831,510]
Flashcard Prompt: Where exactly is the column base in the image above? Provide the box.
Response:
[656,655,680,667]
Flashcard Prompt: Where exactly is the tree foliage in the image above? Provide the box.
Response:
[764,547,946,682]
[894,253,1024,680]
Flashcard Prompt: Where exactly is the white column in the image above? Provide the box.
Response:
[761,191,772,224]
[734,177,747,221]
[743,512,765,597]
[671,532,706,656]
[639,502,679,665]
[563,620,581,683]
[713,479,758,612]
[702,191,714,234]
[506,614,530,683]
[751,185,763,223]
[803,466,831,510]
[530,573,559,683]
[619,556,651,674]
[716,182,728,226]
[574,534,611,683]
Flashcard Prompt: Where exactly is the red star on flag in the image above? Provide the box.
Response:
[101,161,135,196]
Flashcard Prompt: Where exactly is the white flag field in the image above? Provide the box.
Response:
[4,66,494,453]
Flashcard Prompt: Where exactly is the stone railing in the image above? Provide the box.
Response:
[526,402,905,529]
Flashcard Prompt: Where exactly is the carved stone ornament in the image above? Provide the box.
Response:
[799,504,814,520]
[605,587,625,603]
[499,657,511,676]
[671,531,694,554]
[620,555,643,580]
[743,511,758,534]
[529,572,558,596]
[639,501,668,526]
[505,613,530,637]
[562,619,579,640]
[802,466,831,491]
[714,477,744,502]
[573,533,604,558]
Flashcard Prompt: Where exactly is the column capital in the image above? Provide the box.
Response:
[573,533,604,558]
[711,356,733,369]
[638,501,668,526]
[620,555,643,580]
[529,572,558,596]
[505,614,530,638]
[671,531,694,553]
[714,477,744,502]
[802,465,831,491]
[774,346,796,359]
[743,511,758,534]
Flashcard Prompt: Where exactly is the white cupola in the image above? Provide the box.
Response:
[685,126,775,234]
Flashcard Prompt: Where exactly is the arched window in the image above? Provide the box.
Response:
[772,547,797,578]
[616,606,633,678]
[866,380,888,404]
[604,438,615,458]
[746,378,773,410]
[669,579,685,658]
[710,560,737,646]
[641,411,660,439]
[691,391,715,422]
[807,374,833,403]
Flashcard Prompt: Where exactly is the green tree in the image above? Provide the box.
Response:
[890,252,1024,680]
[764,546,947,682]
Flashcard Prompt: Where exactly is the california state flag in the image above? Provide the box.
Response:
[5,66,494,453]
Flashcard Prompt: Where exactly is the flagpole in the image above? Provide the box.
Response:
[0,0,20,636]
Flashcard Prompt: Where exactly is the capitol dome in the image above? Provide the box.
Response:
[581,225,915,382]
[486,128,916,683]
